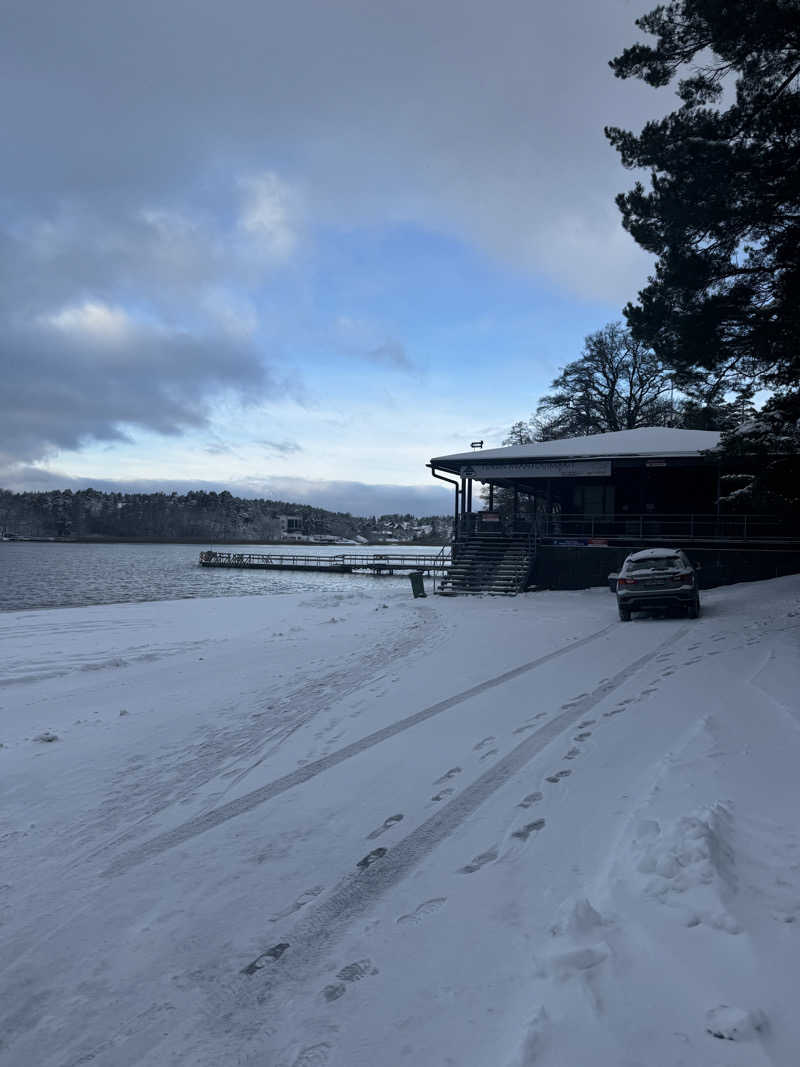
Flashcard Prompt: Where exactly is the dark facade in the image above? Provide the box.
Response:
[429,428,800,588]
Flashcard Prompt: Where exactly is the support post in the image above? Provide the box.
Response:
[488,483,494,511]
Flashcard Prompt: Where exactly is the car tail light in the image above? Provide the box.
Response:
[673,572,692,582]
[617,577,636,585]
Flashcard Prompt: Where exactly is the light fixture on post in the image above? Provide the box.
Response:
[470,440,483,450]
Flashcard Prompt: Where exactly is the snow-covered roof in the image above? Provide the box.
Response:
[431,427,721,466]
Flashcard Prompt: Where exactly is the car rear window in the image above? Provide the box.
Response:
[626,557,682,572]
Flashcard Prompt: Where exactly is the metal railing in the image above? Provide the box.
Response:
[535,512,795,542]
[455,513,797,544]
[198,549,452,572]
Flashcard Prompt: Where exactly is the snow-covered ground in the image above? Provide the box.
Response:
[2,577,800,1066]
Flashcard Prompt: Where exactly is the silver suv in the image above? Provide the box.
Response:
[616,548,700,621]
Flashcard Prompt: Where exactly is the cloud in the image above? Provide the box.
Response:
[0,467,453,517]
[332,316,416,372]
[237,173,303,262]
[0,182,309,466]
[1,309,277,466]
[1,0,659,301]
[259,440,303,456]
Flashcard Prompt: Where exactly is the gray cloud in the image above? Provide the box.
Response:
[1,0,658,297]
[0,0,662,471]
[0,195,303,465]
[259,440,303,456]
[0,467,452,518]
[1,311,277,466]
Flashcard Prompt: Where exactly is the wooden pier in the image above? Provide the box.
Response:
[198,549,450,576]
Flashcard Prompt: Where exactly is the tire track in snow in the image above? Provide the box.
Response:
[237,626,689,995]
[105,623,616,876]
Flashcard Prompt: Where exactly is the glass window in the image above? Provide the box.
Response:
[626,556,681,572]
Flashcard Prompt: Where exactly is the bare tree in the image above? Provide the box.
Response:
[533,323,674,440]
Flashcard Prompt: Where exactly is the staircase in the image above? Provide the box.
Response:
[437,533,534,596]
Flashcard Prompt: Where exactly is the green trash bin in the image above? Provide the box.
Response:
[409,571,426,598]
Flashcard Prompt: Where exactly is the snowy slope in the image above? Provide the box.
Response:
[1,577,799,1066]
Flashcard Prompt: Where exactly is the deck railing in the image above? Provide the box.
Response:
[456,512,798,544]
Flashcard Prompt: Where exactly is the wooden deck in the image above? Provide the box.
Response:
[198,549,450,575]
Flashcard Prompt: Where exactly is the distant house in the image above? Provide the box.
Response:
[278,514,303,539]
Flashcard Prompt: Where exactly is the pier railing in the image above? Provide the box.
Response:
[198,550,451,574]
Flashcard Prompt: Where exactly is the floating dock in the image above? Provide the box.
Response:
[198,549,450,576]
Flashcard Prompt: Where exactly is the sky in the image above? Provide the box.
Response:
[1,0,669,516]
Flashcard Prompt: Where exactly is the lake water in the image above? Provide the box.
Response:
[0,542,446,612]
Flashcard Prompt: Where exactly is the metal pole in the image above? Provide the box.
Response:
[488,483,494,511]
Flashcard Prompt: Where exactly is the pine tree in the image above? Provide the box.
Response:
[606,0,800,449]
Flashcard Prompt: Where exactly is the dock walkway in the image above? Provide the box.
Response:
[198,549,450,576]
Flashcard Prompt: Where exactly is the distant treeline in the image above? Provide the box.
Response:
[0,488,451,542]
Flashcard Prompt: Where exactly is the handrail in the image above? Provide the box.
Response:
[431,542,452,594]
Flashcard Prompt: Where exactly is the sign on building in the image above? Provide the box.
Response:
[466,460,612,480]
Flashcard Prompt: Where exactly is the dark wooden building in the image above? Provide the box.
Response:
[428,427,799,593]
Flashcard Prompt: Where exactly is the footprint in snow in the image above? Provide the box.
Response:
[563,747,580,760]
[430,787,455,802]
[366,814,404,840]
[396,897,447,926]
[473,736,496,751]
[578,719,595,728]
[322,959,378,1002]
[241,941,289,975]
[479,748,498,761]
[512,818,546,841]
[603,708,625,718]
[574,731,592,741]
[518,791,543,809]
[270,886,323,922]
[545,770,572,784]
[291,1043,331,1067]
[434,766,461,785]
[338,959,378,982]
[459,847,498,874]
[357,847,387,870]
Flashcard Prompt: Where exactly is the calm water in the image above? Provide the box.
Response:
[0,542,446,612]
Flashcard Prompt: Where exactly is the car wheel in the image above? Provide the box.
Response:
[618,604,631,622]
[687,597,699,619]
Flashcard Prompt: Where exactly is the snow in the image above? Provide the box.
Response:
[432,426,722,464]
[2,575,800,1066]
[626,547,684,560]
